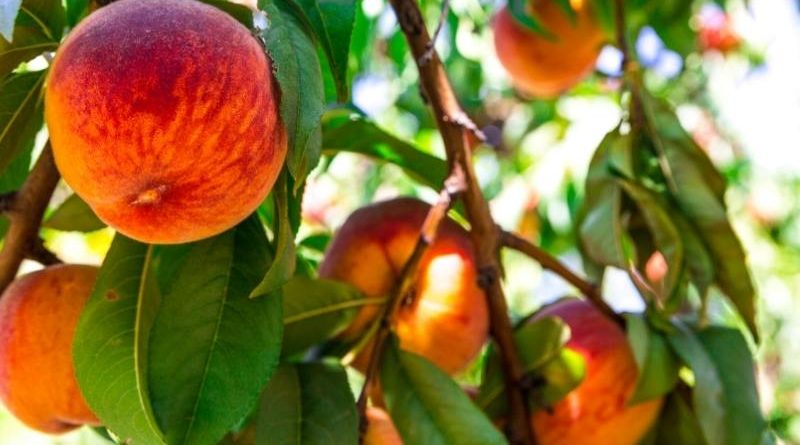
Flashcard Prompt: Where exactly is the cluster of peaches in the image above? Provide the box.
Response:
[0,0,661,443]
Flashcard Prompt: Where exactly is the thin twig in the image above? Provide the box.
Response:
[500,231,623,326]
[26,237,63,266]
[419,0,450,66]
[0,144,61,294]
[613,0,630,72]
[357,171,466,443]
[387,0,535,443]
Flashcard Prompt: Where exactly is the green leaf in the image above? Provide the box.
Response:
[625,313,680,404]
[0,69,44,175]
[648,100,757,338]
[0,0,22,41]
[653,390,709,445]
[44,193,105,232]
[73,235,166,445]
[578,131,629,269]
[667,323,766,445]
[282,276,373,357]
[0,0,64,77]
[618,180,685,303]
[695,327,766,445]
[254,363,359,444]
[289,0,356,101]
[477,316,573,416]
[534,348,586,408]
[65,0,89,28]
[263,1,325,183]
[148,216,283,445]
[322,110,448,190]
[250,173,297,299]
[381,338,508,445]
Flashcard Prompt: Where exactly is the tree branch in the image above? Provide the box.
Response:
[0,143,61,293]
[357,171,465,442]
[499,231,623,325]
[386,0,536,443]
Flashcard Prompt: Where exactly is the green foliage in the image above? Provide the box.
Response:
[381,338,508,445]
[667,323,766,445]
[262,1,325,185]
[321,109,448,190]
[72,236,166,445]
[626,313,680,404]
[0,0,62,77]
[252,363,359,444]
[44,193,105,232]
[281,276,371,357]
[0,69,44,176]
[148,217,283,445]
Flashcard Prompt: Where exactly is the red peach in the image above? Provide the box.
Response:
[319,198,489,375]
[531,299,663,445]
[492,0,606,98]
[45,0,286,244]
[0,265,100,434]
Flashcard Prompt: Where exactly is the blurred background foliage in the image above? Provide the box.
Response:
[2,0,799,443]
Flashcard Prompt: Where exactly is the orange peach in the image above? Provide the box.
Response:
[0,265,100,434]
[319,198,489,375]
[364,407,404,445]
[492,0,605,97]
[45,0,286,244]
[531,299,663,445]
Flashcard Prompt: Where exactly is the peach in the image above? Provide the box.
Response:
[319,198,489,375]
[45,0,286,244]
[0,265,100,434]
[364,407,404,445]
[531,299,663,445]
[492,0,605,98]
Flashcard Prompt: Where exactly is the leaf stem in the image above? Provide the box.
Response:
[499,231,623,326]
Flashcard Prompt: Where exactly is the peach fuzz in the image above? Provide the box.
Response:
[45,0,286,244]
[492,0,605,98]
[531,299,663,445]
[319,198,489,375]
[0,265,100,434]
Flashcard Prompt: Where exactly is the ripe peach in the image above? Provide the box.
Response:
[45,0,286,244]
[0,265,100,434]
[492,0,606,98]
[364,407,403,445]
[319,198,489,375]
[531,299,663,445]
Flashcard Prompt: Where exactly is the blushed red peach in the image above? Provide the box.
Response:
[531,299,663,445]
[319,198,489,375]
[492,0,605,98]
[45,0,286,244]
[0,265,100,434]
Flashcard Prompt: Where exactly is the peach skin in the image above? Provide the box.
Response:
[45,0,287,244]
[319,198,489,375]
[0,265,101,434]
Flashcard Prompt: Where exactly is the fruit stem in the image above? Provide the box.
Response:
[356,175,464,443]
[386,0,537,443]
[0,143,62,294]
[500,230,624,326]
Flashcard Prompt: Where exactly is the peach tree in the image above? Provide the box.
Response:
[0,0,772,444]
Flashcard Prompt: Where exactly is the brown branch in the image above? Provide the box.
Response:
[358,172,465,442]
[0,143,61,293]
[500,231,623,325]
[613,0,630,71]
[26,237,63,266]
[387,0,535,443]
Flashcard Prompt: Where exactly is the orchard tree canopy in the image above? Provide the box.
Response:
[0,0,790,444]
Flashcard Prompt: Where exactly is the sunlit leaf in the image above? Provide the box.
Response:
[0,69,44,175]
[44,193,105,232]
[0,0,63,77]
